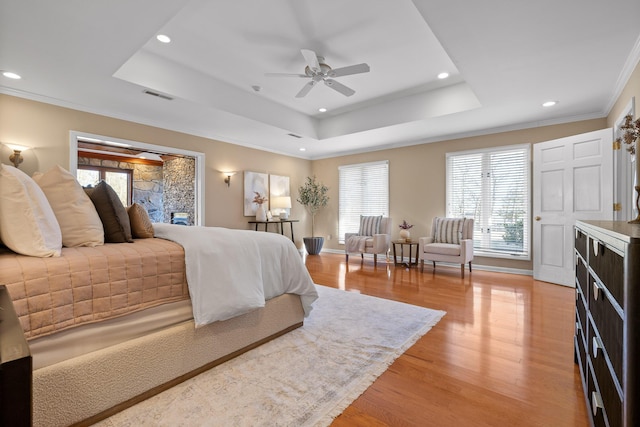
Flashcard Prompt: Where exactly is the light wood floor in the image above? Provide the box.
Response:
[303,253,588,427]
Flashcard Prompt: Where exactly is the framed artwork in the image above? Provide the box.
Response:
[244,171,268,216]
[269,174,291,217]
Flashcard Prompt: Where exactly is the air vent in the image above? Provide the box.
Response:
[287,133,302,139]
[143,89,173,101]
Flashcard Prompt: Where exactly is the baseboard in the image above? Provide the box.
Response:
[314,248,533,276]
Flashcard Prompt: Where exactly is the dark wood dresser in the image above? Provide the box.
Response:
[574,221,640,427]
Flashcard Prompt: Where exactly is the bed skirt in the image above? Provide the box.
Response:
[33,293,305,427]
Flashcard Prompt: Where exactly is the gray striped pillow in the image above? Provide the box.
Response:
[435,218,464,244]
[359,215,382,236]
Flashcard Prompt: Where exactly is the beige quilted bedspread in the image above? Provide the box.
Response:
[0,238,189,339]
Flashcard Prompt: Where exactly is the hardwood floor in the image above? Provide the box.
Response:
[303,253,588,427]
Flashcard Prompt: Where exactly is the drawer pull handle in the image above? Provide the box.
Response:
[592,391,603,416]
[592,239,599,256]
[575,322,581,335]
[575,288,579,301]
[592,336,603,358]
[593,282,601,301]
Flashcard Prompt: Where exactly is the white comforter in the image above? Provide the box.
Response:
[153,223,318,327]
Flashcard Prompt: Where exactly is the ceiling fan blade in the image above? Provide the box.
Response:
[264,73,308,78]
[295,80,316,98]
[327,63,370,78]
[324,79,355,97]
[300,49,321,73]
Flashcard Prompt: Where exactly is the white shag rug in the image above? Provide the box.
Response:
[96,285,446,427]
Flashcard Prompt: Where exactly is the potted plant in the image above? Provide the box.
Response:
[297,176,329,255]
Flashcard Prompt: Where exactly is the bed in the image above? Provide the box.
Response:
[0,165,318,426]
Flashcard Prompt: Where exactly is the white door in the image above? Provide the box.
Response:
[533,129,613,286]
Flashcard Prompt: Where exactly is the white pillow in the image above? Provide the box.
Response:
[32,165,104,247]
[0,164,62,257]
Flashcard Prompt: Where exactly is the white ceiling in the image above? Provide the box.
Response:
[1,0,640,159]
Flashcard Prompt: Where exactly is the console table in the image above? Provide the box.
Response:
[248,219,298,243]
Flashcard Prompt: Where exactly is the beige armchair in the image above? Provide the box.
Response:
[419,217,474,277]
[345,216,392,266]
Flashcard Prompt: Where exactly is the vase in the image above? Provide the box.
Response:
[256,205,267,222]
[399,229,410,241]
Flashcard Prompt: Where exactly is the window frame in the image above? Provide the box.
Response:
[338,160,389,244]
[77,165,133,205]
[446,144,531,260]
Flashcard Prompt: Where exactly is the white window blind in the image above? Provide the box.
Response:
[446,144,530,259]
[338,161,389,243]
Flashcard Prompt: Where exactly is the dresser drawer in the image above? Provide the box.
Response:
[588,319,622,427]
[589,238,624,309]
[589,280,623,385]
[575,228,588,260]
[576,289,587,338]
[575,315,587,379]
[576,255,588,301]
[587,362,608,427]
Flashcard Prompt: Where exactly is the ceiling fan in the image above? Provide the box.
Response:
[266,49,370,98]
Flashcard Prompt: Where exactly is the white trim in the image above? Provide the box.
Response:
[605,34,640,116]
[320,248,533,276]
[69,131,206,226]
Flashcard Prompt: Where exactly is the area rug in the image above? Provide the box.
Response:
[95,285,446,427]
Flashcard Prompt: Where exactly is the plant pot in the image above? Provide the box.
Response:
[303,237,324,255]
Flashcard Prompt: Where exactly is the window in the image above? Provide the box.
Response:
[446,144,530,259]
[77,166,132,206]
[338,161,389,243]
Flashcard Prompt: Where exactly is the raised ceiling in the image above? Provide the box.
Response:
[1,0,639,159]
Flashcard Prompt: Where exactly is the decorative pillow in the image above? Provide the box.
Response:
[359,215,382,236]
[88,180,133,243]
[434,218,464,244]
[32,165,104,247]
[127,203,154,238]
[0,164,62,257]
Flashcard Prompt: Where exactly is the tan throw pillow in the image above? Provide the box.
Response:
[0,164,62,257]
[127,203,154,238]
[88,180,133,243]
[33,165,104,247]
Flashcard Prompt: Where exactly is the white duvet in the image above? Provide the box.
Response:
[153,223,318,327]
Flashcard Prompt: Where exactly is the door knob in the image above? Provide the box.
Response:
[535,216,541,221]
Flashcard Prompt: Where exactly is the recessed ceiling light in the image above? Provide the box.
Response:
[2,71,21,79]
[156,34,171,43]
[437,72,449,79]
[542,101,557,107]
[318,108,327,113]
[299,147,306,152]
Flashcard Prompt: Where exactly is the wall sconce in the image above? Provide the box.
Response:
[222,171,236,187]
[5,143,30,168]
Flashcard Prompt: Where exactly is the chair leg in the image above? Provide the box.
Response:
[469,261,472,272]
[432,261,436,269]
[461,263,465,279]
[374,254,377,266]
[420,259,424,273]
[346,254,349,263]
